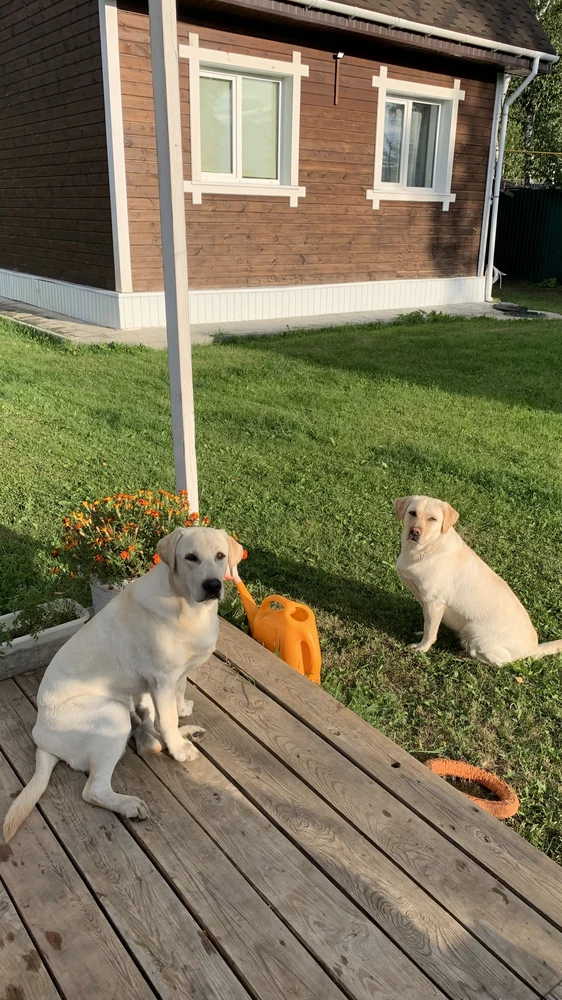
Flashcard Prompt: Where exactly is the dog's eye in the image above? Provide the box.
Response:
[409,511,417,517]
[216,552,226,561]
[428,516,437,522]
[185,553,200,563]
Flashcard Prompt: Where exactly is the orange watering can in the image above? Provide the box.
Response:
[233,577,322,685]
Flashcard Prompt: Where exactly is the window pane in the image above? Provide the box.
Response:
[408,102,439,187]
[200,76,233,174]
[242,78,279,179]
[382,102,404,183]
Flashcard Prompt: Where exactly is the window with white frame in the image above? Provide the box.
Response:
[367,68,465,211]
[180,34,308,207]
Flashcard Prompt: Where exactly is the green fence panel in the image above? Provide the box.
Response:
[496,187,562,283]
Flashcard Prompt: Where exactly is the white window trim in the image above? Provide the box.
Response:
[367,67,465,212]
[180,33,308,207]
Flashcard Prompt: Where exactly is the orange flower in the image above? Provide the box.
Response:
[120,550,129,560]
[51,549,60,559]
[151,553,161,566]
[94,554,105,563]
[128,545,135,553]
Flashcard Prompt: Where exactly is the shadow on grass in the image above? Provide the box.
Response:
[0,524,61,615]
[235,545,423,644]
[233,315,562,414]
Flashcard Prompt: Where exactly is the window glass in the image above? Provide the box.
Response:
[382,101,405,183]
[407,102,440,187]
[200,76,233,174]
[242,77,279,179]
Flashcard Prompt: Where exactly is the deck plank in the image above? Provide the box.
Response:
[0,882,60,1000]
[14,674,350,1000]
[185,681,540,1000]
[216,617,562,929]
[545,985,562,1000]
[139,718,448,1000]
[192,654,562,994]
[0,749,156,1000]
[0,679,250,1000]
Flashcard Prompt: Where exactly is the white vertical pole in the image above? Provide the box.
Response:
[148,0,199,509]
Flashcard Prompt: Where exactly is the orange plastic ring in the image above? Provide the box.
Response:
[425,759,519,819]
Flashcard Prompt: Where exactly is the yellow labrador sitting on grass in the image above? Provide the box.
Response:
[3,527,244,843]
[394,495,562,666]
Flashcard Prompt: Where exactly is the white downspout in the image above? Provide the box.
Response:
[484,56,540,300]
[477,73,506,277]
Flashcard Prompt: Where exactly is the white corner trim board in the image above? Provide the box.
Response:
[0,269,485,330]
[368,68,465,211]
[181,33,308,206]
[98,0,132,293]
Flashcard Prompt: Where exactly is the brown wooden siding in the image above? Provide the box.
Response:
[0,0,114,290]
[118,8,495,293]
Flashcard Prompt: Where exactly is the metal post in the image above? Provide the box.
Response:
[149,0,199,509]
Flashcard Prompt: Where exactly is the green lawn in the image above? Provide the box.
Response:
[1,314,561,861]
[499,279,562,314]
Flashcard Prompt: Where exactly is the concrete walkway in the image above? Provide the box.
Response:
[0,295,560,348]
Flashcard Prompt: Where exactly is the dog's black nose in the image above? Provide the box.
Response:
[202,577,222,597]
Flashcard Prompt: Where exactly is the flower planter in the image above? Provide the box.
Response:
[0,600,89,681]
[90,577,132,615]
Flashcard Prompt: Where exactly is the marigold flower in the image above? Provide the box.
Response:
[120,550,129,560]
[152,553,161,565]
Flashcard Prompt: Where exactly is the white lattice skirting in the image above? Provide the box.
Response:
[0,269,485,330]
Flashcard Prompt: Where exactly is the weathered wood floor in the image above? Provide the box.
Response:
[1,617,562,1000]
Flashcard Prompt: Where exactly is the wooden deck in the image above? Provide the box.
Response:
[1,617,562,1000]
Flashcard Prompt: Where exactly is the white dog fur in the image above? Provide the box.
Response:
[395,494,562,666]
[3,526,244,842]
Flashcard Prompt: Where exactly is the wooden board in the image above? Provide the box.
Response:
[0,749,156,1000]
[136,716,449,1000]
[191,652,562,994]
[0,881,60,1000]
[118,8,492,294]
[0,0,114,290]
[215,617,562,931]
[183,683,541,1000]
[0,679,250,1000]
[13,674,350,1000]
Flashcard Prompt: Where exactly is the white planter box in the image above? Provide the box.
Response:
[0,600,89,681]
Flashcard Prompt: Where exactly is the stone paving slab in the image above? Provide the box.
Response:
[1,294,560,349]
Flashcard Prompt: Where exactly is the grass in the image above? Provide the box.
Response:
[499,279,562,314]
[1,313,561,860]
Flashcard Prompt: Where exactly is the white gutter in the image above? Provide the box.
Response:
[484,56,540,300]
[281,0,558,65]
[477,72,507,277]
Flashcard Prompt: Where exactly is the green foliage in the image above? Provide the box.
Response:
[0,589,80,648]
[539,276,559,287]
[505,0,562,185]
[1,317,562,859]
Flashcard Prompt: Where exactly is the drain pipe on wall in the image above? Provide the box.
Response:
[484,56,540,300]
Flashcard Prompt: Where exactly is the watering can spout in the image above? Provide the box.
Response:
[235,578,259,629]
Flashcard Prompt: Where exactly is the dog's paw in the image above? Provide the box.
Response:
[168,738,200,763]
[177,698,194,718]
[179,724,205,739]
[409,642,431,653]
[121,796,149,821]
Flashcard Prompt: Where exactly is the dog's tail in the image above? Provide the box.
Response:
[533,639,562,661]
[3,749,58,842]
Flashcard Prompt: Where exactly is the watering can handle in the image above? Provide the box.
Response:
[261,594,291,611]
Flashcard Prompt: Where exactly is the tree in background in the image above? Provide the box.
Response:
[504,0,562,185]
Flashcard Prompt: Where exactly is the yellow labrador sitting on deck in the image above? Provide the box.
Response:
[3,527,244,842]
[394,495,562,666]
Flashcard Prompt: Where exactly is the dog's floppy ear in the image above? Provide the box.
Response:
[441,502,459,534]
[219,530,245,581]
[157,527,185,568]
[393,496,412,522]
